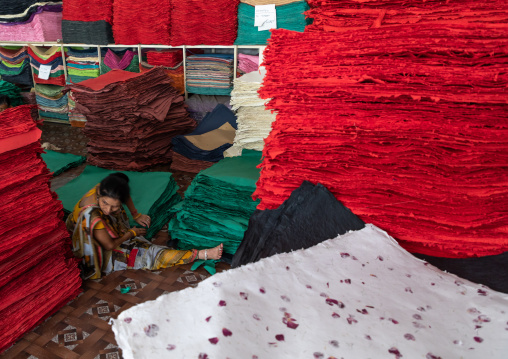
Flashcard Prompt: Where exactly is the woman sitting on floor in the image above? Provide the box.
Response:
[66,172,223,279]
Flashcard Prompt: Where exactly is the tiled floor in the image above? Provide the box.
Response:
[1,122,226,358]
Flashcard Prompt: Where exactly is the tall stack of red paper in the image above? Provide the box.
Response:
[112,0,171,45]
[0,105,82,353]
[70,68,196,170]
[253,0,508,259]
[63,0,113,23]
[170,0,239,46]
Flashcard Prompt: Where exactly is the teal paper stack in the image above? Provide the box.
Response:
[234,1,310,45]
[168,150,262,255]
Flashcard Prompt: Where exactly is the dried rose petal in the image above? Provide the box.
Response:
[260,287,266,293]
[417,307,426,312]
[286,266,290,271]
[388,347,402,359]
[320,292,328,298]
[206,316,212,322]
[365,335,372,340]
[426,353,442,359]
[329,340,339,347]
[332,312,340,318]
[357,309,368,315]
[454,280,464,286]
[198,353,208,359]
[281,295,290,302]
[406,274,412,278]
[326,298,339,306]
[405,287,413,293]
[268,342,278,347]
[166,344,176,351]
[477,289,488,296]
[340,252,350,258]
[347,315,357,324]
[377,256,384,261]
[306,285,312,289]
[279,307,287,312]
[124,318,132,323]
[467,308,480,314]
[209,337,219,345]
[240,292,248,300]
[283,312,299,329]
[413,321,425,329]
[344,279,351,284]
[389,318,399,324]
[413,314,422,320]
[144,324,159,337]
[213,282,221,287]
[404,333,415,341]
[223,328,233,337]
[275,334,284,341]
[218,300,227,307]
[314,353,324,359]
[477,315,491,323]
[474,336,483,343]
[253,314,261,321]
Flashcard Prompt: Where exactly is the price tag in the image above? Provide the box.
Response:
[38,64,52,80]
[255,4,277,31]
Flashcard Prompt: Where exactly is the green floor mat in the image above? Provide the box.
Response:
[168,150,261,255]
[55,165,181,240]
[41,150,86,176]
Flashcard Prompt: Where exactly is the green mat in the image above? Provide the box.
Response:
[0,80,23,107]
[41,150,86,176]
[168,150,261,255]
[55,165,182,240]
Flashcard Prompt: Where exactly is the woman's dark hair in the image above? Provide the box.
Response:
[0,95,10,107]
[99,172,130,203]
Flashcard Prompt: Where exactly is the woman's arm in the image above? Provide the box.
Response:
[93,226,146,251]
[124,196,151,228]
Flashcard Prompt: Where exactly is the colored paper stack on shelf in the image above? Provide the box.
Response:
[186,54,235,95]
[170,104,237,172]
[28,45,66,86]
[226,68,276,155]
[170,0,239,46]
[237,53,259,76]
[140,49,185,94]
[34,83,69,123]
[0,104,82,353]
[70,67,196,171]
[100,48,140,74]
[56,165,182,240]
[113,0,171,45]
[253,0,508,259]
[62,0,114,45]
[0,47,33,90]
[0,80,24,107]
[168,150,261,256]
[0,2,63,42]
[235,1,310,45]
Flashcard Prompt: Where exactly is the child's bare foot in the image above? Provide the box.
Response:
[200,243,223,260]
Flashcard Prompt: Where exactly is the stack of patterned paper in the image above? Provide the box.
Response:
[168,150,261,256]
[35,83,69,123]
[28,45,66,86]
[0,2,63,42]
[62,0,114,44]
[0,46,33,89]
[237,53,259,76]
[0,104,81,353]
[226,68,276,156]
[70,68,196,171]
[186,54,235,96]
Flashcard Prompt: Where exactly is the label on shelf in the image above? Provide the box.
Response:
[38,64,52,80]
[255,4,277,31]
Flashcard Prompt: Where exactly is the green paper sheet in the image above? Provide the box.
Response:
[41,150,86,176]
[55,165,181,240]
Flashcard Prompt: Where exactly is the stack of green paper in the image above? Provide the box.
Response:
[55,166,182,240]
[0,80,23,107]
[41,150,86,176]
[169,150,261,255]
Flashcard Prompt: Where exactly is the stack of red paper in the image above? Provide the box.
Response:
[171,0,239,46]
[253,1,508,259]
[63,0,113,23]
[0,105,82,353]
[70,68,196,170]
[113,0,171,45]
[142,49,185,94]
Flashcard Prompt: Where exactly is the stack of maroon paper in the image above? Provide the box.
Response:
[0,105,82,353]
[113,0,171,45]
[253,1,508,259]
[170,0,239,46]
[70,68,196,170]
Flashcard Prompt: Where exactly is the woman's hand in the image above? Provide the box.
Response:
[135,214,151,228]
[131,227,147,237]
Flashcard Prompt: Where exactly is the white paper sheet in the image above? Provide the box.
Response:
[111,224,508,359]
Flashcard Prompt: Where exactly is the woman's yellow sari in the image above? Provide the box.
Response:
[66,186,197,279]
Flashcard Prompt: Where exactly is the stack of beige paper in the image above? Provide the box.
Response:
[227,68,276,156]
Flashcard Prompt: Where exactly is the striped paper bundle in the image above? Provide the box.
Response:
[186,54,234,96]
[253,0,508,259]
[35,84,69,123]
[0,104,81,353]
[0,46,33,89]
[28,45,66,86]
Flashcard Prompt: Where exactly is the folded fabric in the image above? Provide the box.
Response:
[41,150,85,176]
